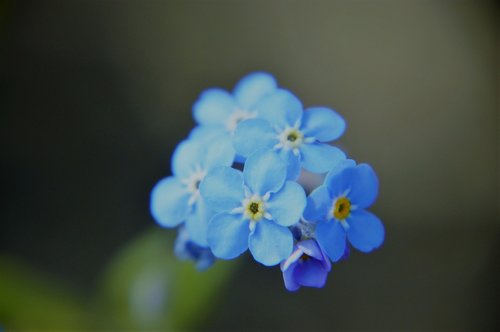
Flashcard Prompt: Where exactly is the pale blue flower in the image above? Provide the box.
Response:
[200,149,306,266]
[192,72,278,137]
[150,136,234,246]
[233,89,346,179]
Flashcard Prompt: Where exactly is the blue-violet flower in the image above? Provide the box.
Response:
[174,225,215,271]
[304,163,385,262]
[280,239,331,291]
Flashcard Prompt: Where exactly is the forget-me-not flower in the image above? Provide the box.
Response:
[280,239,331,291]
[174,225,215,271]
[233,89,346,179]
[304,163,385,262]
[150,136,234,246]
[200,149,306,266]
[192,72,278,137]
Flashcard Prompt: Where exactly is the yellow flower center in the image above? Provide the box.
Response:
[282,128,304,149]
[287,132,298,142]
[300,254,311,262]
[245,199,265,221]
[333,197,351,220]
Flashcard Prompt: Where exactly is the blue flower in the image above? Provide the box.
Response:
[200,149,307,266]
[280,239,331,291]
[192,72,278,137]
[174,225,216,271]
[150,136,235,246]
[233,89,346,178]
[304,163,385,262]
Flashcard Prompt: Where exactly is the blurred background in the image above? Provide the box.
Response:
[0,0,498,330]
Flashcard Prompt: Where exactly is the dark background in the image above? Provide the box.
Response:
[1,0,499,330]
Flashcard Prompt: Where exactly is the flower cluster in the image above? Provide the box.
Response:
[151,72,385,291]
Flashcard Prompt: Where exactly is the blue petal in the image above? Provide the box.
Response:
[323,159,356,187]
[319,247,332,271]
[174,226,192,260]
[202,135,235,171]
[316,221,347,262]
[150,177,190,228]
[199,167,245,213]
[347,210,385,252]
[194,249,216,271]
[243,149,287,195]
[324,167,350,199]
[171,139,205,179]
[281,263,300,291]
[303,185,332,222]
[300,143,346,174]
[233,72,277,109]
[267,181,306,227]
[193,88,237,126]
[301,107,346,142]
[255,89,303,129]
[185,198,214,247]
[293,259,329,288]
[232,119,277,158]
[278,148,301,180]
[234,154,246,164]
[345,164,379,208]
[207,212,250,259]
[189,125,225,141]
[174,225,215,271]
[249,220,293,266]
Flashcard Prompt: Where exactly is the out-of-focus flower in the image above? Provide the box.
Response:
[280,239,331,291]
[174,226,215,271]
[150,136,234,246]
[304,163,384,262]
[233,89,346,179]
[192,72,278,137]
[200,149,306,266]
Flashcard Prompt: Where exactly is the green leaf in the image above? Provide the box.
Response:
[0,254,88,330]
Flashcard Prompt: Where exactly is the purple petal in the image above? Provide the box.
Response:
[281,246,304,271]
[293,259,329,288]
[281,262,301,291]
[297,239,323,261]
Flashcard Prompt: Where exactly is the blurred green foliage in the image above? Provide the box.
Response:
[0,255,88,329]
[0,228,237,330]
[97,228,237,330]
